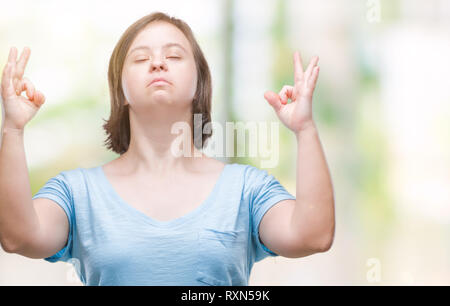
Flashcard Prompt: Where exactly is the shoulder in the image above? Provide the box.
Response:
[53,166,98,189]
[64,166,92,179]
[217,162,266,176]
[224,163,272,187]
[193,156,228,175]
[46,167,83,184]
[205,158,227,172]
[240,163,270,181]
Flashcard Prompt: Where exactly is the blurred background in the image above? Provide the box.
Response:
[1,0,450,285]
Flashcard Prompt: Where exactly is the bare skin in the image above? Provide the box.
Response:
[103,21,227,222]
[101,155,226,222]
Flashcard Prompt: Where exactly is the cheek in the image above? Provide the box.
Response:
[183,64,198,97]
[122,68,135,84]
[121,74,138,102]
[121,77,129,100]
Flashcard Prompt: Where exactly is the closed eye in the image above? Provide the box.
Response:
[135,57,180,63]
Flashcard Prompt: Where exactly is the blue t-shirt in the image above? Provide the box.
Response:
[32,162,296,286]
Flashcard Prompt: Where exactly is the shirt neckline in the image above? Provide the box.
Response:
[95,163,230,228]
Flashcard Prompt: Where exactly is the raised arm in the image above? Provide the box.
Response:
[0,46,68,259]
[260,51,335,257]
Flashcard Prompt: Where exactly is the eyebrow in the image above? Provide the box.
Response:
[129,43,188,55]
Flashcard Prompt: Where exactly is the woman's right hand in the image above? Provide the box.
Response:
[1,46,46,130]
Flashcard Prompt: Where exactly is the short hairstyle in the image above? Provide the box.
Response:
[102,12,213,155]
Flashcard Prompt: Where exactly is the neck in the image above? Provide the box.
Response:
[117,106,205,176]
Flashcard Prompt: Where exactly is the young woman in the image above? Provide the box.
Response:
[0,12,335,286]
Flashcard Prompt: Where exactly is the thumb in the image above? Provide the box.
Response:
[264,91,283,112]
[32,90,45,107]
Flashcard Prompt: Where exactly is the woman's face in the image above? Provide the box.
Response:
[121,21,197,109]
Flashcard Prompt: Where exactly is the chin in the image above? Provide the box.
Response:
[150,93,172,104]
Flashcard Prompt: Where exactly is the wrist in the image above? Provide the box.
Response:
[1,124,24,135]
[295,122,317,140]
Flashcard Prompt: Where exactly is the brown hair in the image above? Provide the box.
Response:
[102,12,213,155]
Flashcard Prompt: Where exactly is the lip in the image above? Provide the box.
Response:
[148,78,171,87]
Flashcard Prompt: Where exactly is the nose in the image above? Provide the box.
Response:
[149,56,167,72]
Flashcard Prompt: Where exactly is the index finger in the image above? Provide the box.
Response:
[294,51,304,84]
[7,47,18,64]
[1,63,15,98]
[15,47,31,78]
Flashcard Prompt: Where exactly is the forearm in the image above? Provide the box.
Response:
[0,125,39,251]
[290,123,335,250]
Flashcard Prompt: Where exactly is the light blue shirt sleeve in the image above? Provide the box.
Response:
[31,172,75,263]
[244,165,296,262]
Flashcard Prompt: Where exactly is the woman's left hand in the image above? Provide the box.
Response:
[264,51,320,134]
